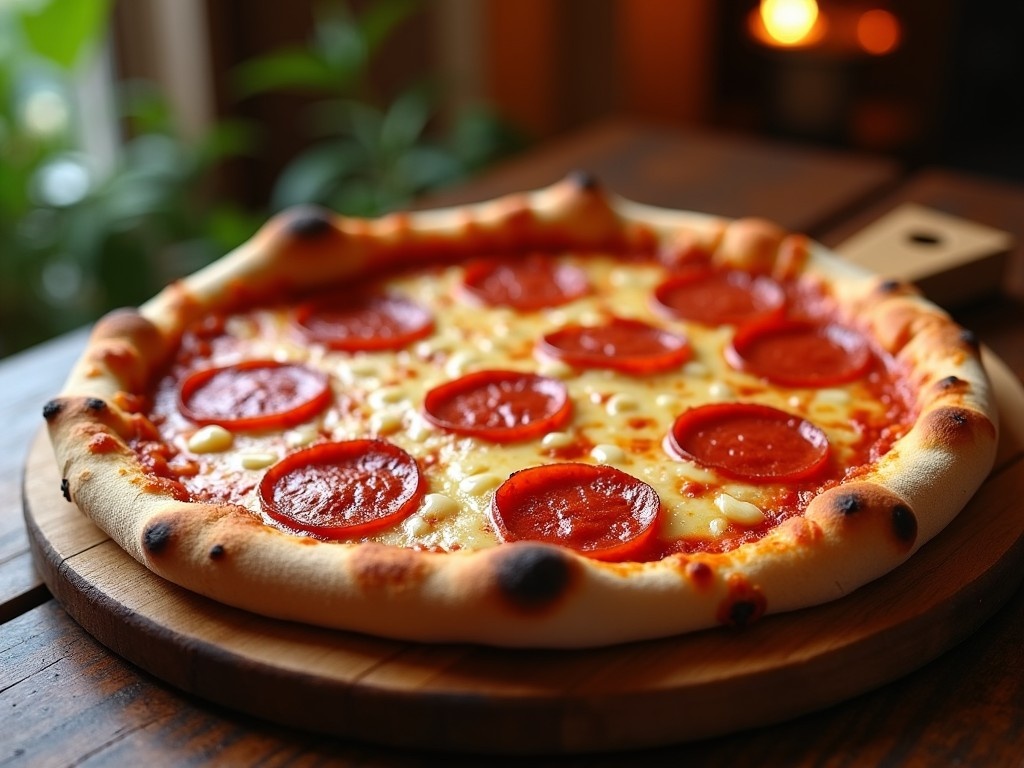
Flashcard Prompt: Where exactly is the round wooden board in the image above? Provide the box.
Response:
[23,351,1024,756]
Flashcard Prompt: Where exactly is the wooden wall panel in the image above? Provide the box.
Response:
[482,0,715,139]
[617,0,716,125]
[484,0,560,138]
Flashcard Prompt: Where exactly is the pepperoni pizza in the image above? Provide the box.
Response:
[43,175,999,647]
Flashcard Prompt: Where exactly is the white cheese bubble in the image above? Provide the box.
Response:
[187,425,233,454]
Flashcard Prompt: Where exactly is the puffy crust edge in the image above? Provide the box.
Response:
[44,175,999,648]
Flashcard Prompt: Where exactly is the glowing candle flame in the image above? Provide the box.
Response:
[759,0,820,46]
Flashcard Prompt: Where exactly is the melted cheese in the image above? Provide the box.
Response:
[150,255,904,551]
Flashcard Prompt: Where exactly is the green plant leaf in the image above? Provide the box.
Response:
[312,3,367,91]
[18,0,111,70]
[451,106,528,168]
[196,120,258,169]
[394,144,462,192]
[120,80,174,134]
[342,100,386,155]
[330,178,388,217]
[204,205,262,251]
[270,141,367,210]
[233,49,338,97]
[359,0,420,51]
[380,87,431,157]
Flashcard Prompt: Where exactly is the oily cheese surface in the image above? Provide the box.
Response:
[147,253,908,555]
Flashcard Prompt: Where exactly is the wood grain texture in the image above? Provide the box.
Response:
[5,589,1024,766]
[0,328,89,617]
[416,120,900,233]
[20,354,1024,755]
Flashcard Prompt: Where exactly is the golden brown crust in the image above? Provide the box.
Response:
[44,175,999,648]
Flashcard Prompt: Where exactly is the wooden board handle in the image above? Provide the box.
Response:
[833,203,1013,308]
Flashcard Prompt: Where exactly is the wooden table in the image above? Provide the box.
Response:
[4,120,1024,766]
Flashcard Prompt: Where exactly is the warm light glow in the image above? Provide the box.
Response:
[857,9,901,55]
[759,0,820,46]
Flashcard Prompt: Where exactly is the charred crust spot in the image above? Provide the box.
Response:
[209,544,226,560]
[566,169,600,192]
[42,399,64,420]
[717,574,766,629]
[729,600,760,628]
[286,206,334,239]
[936,375,966,392]
[60,478,71,502]
[960,328,980,351]
[496,545,572,610]
[892,504,918,546]
[940,407,971,430]
[878,279,902,293]
[717,593,766,629]
[85,397,107,412]
[835,493,862,516]
[143,521,173,554]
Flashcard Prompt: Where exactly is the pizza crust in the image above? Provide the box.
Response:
[44,174,999,648]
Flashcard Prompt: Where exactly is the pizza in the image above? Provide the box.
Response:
[42,174,999,648]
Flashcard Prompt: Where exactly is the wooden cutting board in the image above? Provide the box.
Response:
[22,350,1024,755]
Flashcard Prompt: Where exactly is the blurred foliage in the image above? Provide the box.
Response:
[234,0,526,216]
[0,0,259,358]
[0,0,524,358]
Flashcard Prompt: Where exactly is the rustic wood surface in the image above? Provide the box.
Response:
[418,119,902,234]
[4,120,1024,765]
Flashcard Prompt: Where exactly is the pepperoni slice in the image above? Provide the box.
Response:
[491,463,661,561]
[727,319,872,387]
[667,403,830,483]
[295,291,434,352]
[179,360,332,431]
[423,370,571,442]
[258,439,423,539]
[652,268,785,326]
[538,318,692,375]
[461,255,589,310]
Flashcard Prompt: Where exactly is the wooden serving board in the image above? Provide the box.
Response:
[22,351,1024,755]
